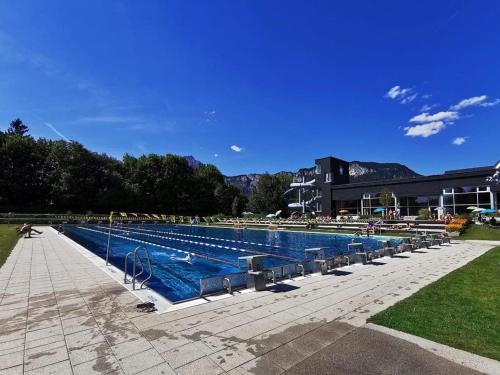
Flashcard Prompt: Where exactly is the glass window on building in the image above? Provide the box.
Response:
[399,195,440,216]
[315,163,322,174]
[325,172,332,183]
[362,192,395,215]
[335,200,361,215]
[316,188,322,198]
[442,186,492,214]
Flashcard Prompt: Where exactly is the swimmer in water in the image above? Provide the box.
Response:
[183,253,193,264]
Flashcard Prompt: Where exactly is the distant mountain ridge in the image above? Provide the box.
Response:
[182,156,421,194]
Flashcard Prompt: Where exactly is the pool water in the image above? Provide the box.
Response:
[62,224,399,302]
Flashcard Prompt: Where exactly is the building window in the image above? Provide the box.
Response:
[398,195,439,216]
[325,172,332,183]
[362,192,395,215]
[442,186,492,214]
[335,200,361,215]
[315,163,322,174]
[316,188,322,198]
[339,166,344,175]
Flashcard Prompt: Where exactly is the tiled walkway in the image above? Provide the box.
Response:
[0,228,497,374]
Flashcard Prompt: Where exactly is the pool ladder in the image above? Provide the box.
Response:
[124,246,153,290]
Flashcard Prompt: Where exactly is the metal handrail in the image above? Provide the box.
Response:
[123,246,153,290]
[222,277,232,294]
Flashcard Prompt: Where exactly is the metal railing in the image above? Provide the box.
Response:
[124,246,153,290]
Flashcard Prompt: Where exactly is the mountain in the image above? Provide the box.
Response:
[183,155,202,169]
[182,156,421,194]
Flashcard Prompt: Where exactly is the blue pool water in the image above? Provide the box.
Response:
[62,224,400,302]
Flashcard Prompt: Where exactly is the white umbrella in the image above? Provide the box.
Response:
[266,213,276,218]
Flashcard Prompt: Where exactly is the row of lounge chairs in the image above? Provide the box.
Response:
[214,217,446,234]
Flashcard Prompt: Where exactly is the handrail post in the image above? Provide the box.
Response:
[132,253,137,290]
[105,211,113,265]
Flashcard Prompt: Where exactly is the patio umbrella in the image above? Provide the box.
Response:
[480,209,497,214]
[339,209,349,214]
[472,208,483,213]
[373,208,384,213]
[467,206,480,211]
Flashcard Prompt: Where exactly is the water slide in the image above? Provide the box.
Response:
[282,179,318,212]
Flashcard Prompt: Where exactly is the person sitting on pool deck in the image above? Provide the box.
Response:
[17,223,43,238]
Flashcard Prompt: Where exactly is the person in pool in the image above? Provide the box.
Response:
[183,253,193,264]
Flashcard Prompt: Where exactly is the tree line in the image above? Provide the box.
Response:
[0,119,291,216]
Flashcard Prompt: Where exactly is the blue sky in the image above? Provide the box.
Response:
[0,1,499,176]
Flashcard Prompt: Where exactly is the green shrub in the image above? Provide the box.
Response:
[417,208,430,220]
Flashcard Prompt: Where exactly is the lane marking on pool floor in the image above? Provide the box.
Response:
[94,225,299,262]
[118,224,293,250]
[77,226,238,266]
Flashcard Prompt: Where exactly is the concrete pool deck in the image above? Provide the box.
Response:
[1,229,499,374]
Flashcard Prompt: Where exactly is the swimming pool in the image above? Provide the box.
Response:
[62,224,399,302]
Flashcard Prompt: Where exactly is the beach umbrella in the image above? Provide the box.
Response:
[467,206,480,211]
[472,208,483,213]
[480,209,497,214]
[266,213,276,218]
[373,208,384,213]
[275,210,282,217]
[339,209,349,214]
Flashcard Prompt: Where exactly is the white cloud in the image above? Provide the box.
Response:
[404,121,446,138]
[409,111,459,123]
[401,93,417,104]
[214,153,219,158]
[420,103,438,112]
[45,122,70,141]
[386,85,410,99]
[385,85,417,104]
[230,145,243,153]
[450,95,487,110]
[480,98,500,107]
[452,137,467,145]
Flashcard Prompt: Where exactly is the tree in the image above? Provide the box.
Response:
[248,173,292,214]
[379,188,393,212]
[0,117,249,215]
[6,118,29,136]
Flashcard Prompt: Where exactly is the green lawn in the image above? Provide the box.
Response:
[369,247,500,361]
[460,224,500,241]
[0,224,20,268]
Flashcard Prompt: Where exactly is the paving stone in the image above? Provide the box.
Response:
[24,341,68,372]
[118,348,165,375]
[65,327,106,351]
[209,344,256,372]
[161,340,212,369]
[0,349,24,371]
[175,356,224,375]
[235,354,285,375]
[69,341,113,365]
[0,364,23,375]
[135,362,176,374]
[25,360,72,375]
[72,354,121,375]
[111,336,153,359]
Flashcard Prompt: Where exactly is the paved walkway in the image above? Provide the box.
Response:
[0,228,497,374]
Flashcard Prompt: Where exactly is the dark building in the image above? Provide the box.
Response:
[314,156,500,217]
